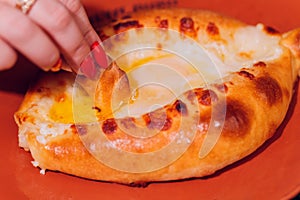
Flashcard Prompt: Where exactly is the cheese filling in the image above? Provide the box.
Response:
[49,25,282,122]
[109,25,282,118]
[112,53,208,118]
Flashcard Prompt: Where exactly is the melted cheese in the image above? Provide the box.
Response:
[110,25,282,118]
[49,85,97,123]
[112,52,205,118]
[203,24,282,74]
[49,97,73,123]
[49,25,282,122]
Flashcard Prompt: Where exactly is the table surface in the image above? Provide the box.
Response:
[0,0,299,199]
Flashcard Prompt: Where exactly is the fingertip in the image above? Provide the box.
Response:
[0,56,17,71]
[49,58,63,72]
[0,62,15,71]
[41,51,61,71]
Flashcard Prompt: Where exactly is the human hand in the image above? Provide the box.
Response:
[0,0,101,72]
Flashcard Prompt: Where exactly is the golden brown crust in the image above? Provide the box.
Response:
[94,62,131,120]
[14,8,300,184]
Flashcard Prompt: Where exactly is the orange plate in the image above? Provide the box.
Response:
[1,0,300,199]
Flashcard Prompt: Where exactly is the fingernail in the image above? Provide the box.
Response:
[90,41,108,68]
[50,58,62,72]
[80,56,97,79]
[90,41,100,50]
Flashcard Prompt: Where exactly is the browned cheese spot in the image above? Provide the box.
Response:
[222,100,252,138]
[254,76,282,105]
[198,89,218,106]
[180,17,196,37]
[206,22,220,36]
[161,117,173,131]
[180,17,194,31]
[119,117,136,130]
[143,113,151,127]
[159,19,168,29]
[264,26,280,35]
[76,125,88,136]
[185,90,197,105]
[214,83,228,93]
[172,100,188,115]
[253,61,267,67]
[238,70,255,80]
[113,20,144,33]
[185,88,218,106]
[143,109,172,131]
[102,118,118,134]
[70,124,77,133]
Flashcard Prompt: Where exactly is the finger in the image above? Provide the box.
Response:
[27,0,91,71]
[58,0,100,45]
[0,2,60,70]
[59,0,109,69]
[0,37,17,70]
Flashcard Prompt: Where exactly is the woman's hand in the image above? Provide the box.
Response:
[0,0,100,72]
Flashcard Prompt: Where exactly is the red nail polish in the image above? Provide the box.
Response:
[50,58,62,72]
[80,56,97,79]
[90,41,108,68]
[90,41,100,50]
